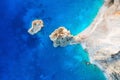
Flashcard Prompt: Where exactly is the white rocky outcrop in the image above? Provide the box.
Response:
[49,27,74,47]
[28,20,44,35]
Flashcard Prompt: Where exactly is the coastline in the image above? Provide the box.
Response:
[77,4,109,79]
[49,0,120,80]
[79,0,120,80]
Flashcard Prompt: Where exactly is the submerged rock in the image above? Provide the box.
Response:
[49,27,74,47]
[28,20,44,35]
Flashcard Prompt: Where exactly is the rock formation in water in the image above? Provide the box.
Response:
[50,0,120,80]
[28,20,44,35]
[49,27,74,47]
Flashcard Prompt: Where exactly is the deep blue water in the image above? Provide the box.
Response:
[0,0,106,80]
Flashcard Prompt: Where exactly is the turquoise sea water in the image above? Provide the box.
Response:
[0,0,106,80]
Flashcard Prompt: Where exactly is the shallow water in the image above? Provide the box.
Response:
[0,0,106,80]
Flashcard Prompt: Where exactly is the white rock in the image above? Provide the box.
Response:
[49,27,74,47]
[28,20,44,35]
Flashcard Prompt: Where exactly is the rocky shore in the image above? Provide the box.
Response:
[49,0,120,79]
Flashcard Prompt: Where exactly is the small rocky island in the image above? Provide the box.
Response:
[28,20,44,35]
[49,27,74,47]
[49,0,120,80]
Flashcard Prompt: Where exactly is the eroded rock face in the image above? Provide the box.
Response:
[49,27,74,47]
[28,20,44,35]
[105,0,120,7]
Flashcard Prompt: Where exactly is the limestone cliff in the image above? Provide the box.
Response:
[78,0,120,79]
